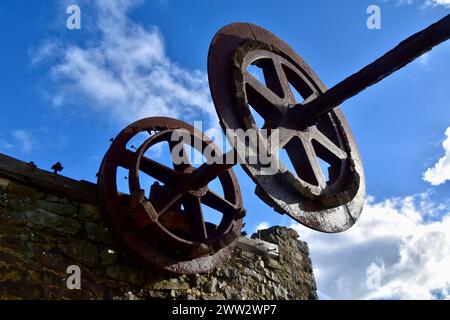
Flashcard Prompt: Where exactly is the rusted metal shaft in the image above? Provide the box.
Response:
[193,15,449,187]
[190,151,236,188]
[291,14,450,126]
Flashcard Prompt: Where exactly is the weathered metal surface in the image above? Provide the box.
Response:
[98,117,243,274]
[292,14,450,126]
[0,153,289,266]
[208,23,365,233]
[94,16,449,273]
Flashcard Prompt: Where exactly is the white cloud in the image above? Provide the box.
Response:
[417,52,430,66]
[0,130,35,154]
[34,0,216,126]
[12,130,34,154]
[30,39,61,65]
[426,0,450,7]
[256,221,270,232]
[423,127,450,186]
[397,0,450,7]
[291,193,450,299]
[0,139,13,152]
[366,261,386,290]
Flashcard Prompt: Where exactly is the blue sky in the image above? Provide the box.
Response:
[0,0,449,299]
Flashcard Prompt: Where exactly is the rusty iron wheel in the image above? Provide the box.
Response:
[98,117,243,274]
[208,23,365,233]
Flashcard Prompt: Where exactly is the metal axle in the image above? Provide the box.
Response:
[290,14,450,127]
[194,15,450,188]
[190,151,237,188]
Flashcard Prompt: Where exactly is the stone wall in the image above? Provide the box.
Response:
[0,153,317,300]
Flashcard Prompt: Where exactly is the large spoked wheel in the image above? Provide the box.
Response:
[98,117,243,274]
[208,23,365,233]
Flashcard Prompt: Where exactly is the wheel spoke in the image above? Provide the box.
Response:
[119,150,180,184]
[272,58,295,104]
[283,135,326,188]
[183,196,208,242]
[301,137,326,188]
[277,128,297,150]
[309,126,346,159]
[154,189,184,217]
[245,72,286,115]
[201,189,236,215]
[168,140,192,173]
[301,92,319,105]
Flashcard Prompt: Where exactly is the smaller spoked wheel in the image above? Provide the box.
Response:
[98,117,243,274]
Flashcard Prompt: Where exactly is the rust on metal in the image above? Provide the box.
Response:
[291,14,450,127]
[208,23,365,233]
[98,117,243,274]
[96,15,449,272]
[206,16,449,232]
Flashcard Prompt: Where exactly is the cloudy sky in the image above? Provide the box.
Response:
[0,0,449,299]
